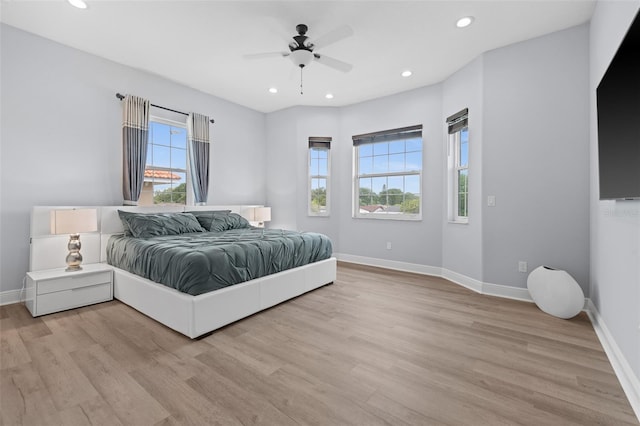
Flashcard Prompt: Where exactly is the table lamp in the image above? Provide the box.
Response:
[251,207,271,227]
[50,208,98,271]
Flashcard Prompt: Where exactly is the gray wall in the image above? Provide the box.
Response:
[265,87,444,265]
[337,86,444,266]
[441,56,484,282]
[482,24,590,292]
[589,0,640,382]
[0,24,266,294]
[265,87,444,267]
[265,107,299,230]
[265,106,341,249]
[292,107,341,247]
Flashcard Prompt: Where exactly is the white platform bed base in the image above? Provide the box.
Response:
[30,205,337,339]
[113,257,336,338]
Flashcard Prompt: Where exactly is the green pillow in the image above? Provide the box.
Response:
[186,210,232,232]
[186,210,251,231]
[117,211,204,238]
[225,213,251,230]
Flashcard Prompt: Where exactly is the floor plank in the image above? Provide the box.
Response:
[70,343,170,425]
[1,263,637,425]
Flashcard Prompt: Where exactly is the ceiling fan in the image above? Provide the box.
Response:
[244,24,354,93]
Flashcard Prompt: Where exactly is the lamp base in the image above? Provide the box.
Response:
[65,233,84,272]
[65,265,83,272]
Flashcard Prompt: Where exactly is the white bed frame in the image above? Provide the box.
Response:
[30,205,337,338]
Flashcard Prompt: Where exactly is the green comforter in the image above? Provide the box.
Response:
[106,228,333,296]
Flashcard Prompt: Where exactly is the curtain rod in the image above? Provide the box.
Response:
[115,93,214,124]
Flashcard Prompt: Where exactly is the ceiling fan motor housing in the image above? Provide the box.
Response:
[296,24,308,35]
[290,24,313,52]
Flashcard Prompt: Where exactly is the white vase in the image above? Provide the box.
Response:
[527,266,584,319]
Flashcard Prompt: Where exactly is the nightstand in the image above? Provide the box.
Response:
[25,263,113,317]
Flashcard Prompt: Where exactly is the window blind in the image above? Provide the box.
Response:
[446,108,468,134]
[352,125,422,146]
[309,136,332,149]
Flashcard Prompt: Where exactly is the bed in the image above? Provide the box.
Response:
[29,205,337,338]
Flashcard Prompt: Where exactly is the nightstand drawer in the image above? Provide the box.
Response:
[36,282,112,316]
[37,271,112,295]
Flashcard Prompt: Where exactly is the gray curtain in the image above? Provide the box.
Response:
[187,113,210,205]
[122,95,150,205]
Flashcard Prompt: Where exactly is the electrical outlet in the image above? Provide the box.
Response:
[386,242,392,250]
[518,261,528,273]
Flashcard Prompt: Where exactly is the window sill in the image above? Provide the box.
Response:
[353,214,422,222]
[448,219,469,225]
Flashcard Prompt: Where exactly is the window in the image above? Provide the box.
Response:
[140,117,189,206]
[353,125,422,220]
[309,137,331,216]
[447,108,469,222]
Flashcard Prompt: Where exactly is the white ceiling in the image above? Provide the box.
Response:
[1,0,596,113]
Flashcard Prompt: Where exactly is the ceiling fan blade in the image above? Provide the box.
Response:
[310,25,354,50]
[243,51,290,59]
[314,54,353,73]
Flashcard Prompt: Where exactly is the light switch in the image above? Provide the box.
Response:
[487,195,496,207]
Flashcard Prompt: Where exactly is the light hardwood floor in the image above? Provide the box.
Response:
[1,262,637,425]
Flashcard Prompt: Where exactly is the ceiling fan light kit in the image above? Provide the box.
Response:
[289,49,313,68]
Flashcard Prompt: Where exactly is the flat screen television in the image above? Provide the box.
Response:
[596,10,640,200]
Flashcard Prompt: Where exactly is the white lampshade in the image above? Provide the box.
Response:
[252,207,271,222]
[50,209,98,235]
[289,49,313,68]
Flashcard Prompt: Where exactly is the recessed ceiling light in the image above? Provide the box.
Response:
[401,70,412,78]
[68,0,88,9]
[456,16,474,28]
[268,87,278,94]
[325,93,334,99]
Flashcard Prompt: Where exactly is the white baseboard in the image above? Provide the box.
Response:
[336,253,531,303]
[0,288,24,306]
[586,300,640,422]
[441,268,483,293]
[335,253,442,277]
[482,281,533,302]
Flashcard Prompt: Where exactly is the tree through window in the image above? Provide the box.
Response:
[308,137,331,216]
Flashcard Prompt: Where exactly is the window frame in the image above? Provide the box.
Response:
[449,128,469,223]
[141,115,193,207]
[308,137,331,217]
[352,125,423,221]
[446,108,469,224]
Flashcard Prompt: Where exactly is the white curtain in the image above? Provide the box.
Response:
[122,95,150,205]
[187,113,211,205]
